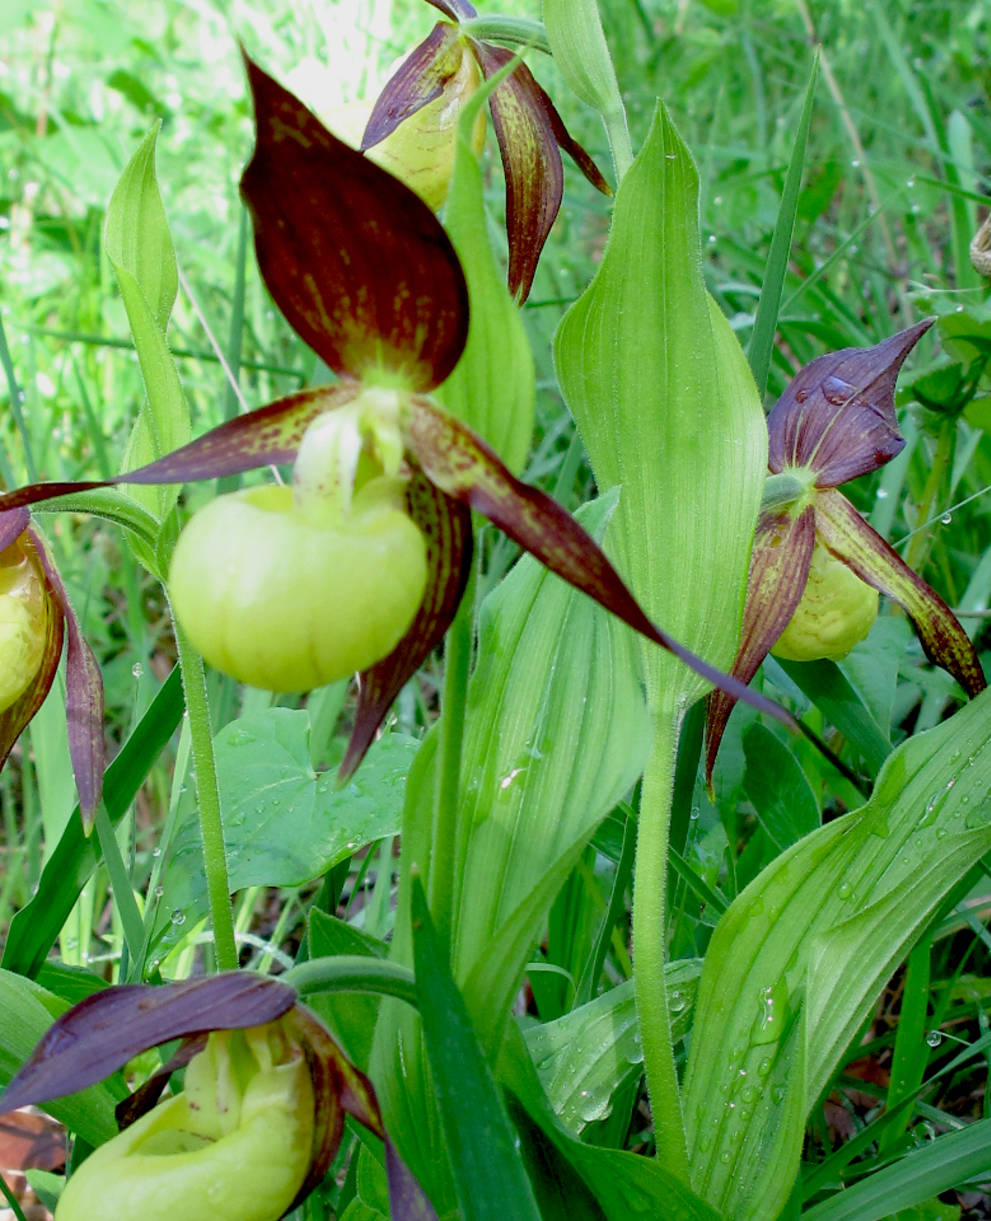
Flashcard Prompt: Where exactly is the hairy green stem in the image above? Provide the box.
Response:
[285,955,418,1007]
[428,582,474,953]
[604,106,634,183]
[633,708,689,1180]
[461,15,550,54]
[171,613,237,971]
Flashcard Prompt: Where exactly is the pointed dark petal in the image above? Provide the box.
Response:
[704,507,816,787]
[473,43,564,302]
[0,388,347,514]
[767,319,934,486]
[0,974,296,1115]
[536,79,611,196]
[339,469,472,780]
[33,532,105,829]
[407,397,793,723]
[386,1138,440,1221]
[425,0,476,19]
[284,1005,382,1206]
[0,508,31,550]
[362,24,460,149]
[0,530,64,775]
[815,488,986,696]
[241,54,469,391]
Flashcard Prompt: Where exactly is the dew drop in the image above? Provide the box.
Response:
[940,513,952,525]
[131,662,144,679]
[875,487,889,499]
[837,881,853,900]
[153,884,164,898]
[925,1029,942,1048]
[170,909,186,926]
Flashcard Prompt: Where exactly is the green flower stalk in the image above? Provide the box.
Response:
[705,320,987,783]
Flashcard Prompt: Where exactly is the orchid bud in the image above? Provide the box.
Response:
[55,1020,316,1221]
[771,539,878,663]
[0,536,49,713]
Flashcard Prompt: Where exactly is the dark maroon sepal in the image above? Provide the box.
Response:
[241,53,469,392]
[362,24,461,149]
[340,470,473,780]
[425,0,476,20]
[0,974,296,1115]
[704,506,816,787]
[768,319,934,486]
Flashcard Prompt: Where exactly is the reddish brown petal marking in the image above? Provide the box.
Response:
[340,468,473,780]
[0,530,65,779]
[0,974,296,1115]
[0,387,347,514]
[241,54,469,391]
[362,24,462,149]
[768,319,933,487]
[407,397,793,723]
[33,529,105,828]
[815,487,986,697]
[704,506,816,787]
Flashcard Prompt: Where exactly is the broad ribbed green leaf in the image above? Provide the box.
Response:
[555,102,766,711]
[437,89,534,475]
[105,125,191,543]
[683,687,991,1219]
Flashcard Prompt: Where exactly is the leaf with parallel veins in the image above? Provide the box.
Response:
[241,53,469,392]
[0,387,351,515]
[814,487,986,697]
[705,506,816,786]
[340,470,473,780]
[767,319,934,487]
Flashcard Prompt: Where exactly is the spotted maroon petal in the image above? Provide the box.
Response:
[704,506,816,787]
[0,974,297,1115]
[340,468,472,780]
[407,396,793,723]
[33,530,105,828]
[0,387,350,515]
[473,42,609,302]
[241,53,469,391]
[362,23,462,149]
[815,487,986,697]
[767,319,933,486]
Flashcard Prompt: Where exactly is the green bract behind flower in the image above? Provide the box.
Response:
[771,539,878,662]
[55,1022,314,1221]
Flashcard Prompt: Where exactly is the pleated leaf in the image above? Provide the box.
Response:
[555,103,766,713]
[682,686,991,1219]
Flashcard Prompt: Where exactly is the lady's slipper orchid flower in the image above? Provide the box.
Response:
[705,320,987,784]
[0,507,103,826]
[361,0,610,300]
[0,973,431,1220]
[0,55,785,784]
